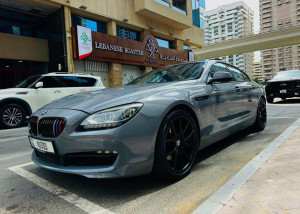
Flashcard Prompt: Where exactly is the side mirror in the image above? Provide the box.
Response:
[208,71,233,84]
[35,82,43,89]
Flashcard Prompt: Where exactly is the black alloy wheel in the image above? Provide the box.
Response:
[154,109,199,180]
[0,104,26,129]
[252,98,267,132]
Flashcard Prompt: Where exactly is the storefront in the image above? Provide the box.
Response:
[72,25,192,87]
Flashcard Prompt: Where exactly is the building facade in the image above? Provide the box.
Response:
[0,0,204,89]
[252,61,263,82]
[260,0,300,80]
[192,0,206,29]
[204,1,254,75]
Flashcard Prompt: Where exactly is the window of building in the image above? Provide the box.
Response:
[154,0,170,7]
[172,0,187,15]
[0,8,47,39]
[71,15,106,33]
[117,27,140,41]
[192,0,205,29]
[156,38,173,49]
[184,45,189,52]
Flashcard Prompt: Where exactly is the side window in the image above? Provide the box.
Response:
[80,77,96,87]
[227,66,249,82]
[61,76,82,87]
[40,76,61,88]
[209,63,232,79]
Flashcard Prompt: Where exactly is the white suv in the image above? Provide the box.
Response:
[0,73,105,129]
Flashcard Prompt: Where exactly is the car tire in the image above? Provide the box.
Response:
[266,97,273,103]
[153,109,199,181]
[0,104,26,129]
[252,98,267,132]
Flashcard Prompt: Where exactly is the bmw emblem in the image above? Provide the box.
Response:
[42,110,48,116]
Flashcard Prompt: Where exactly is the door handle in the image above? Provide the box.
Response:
[54,90,61,93]
[235,86,241,92]
[194,95,209,101]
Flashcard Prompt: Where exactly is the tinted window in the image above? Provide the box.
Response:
[117,27,140,41]
[81,77,96,86]
[16,75,41,88]
[227,66,249,82]
[209,63,232,79]
[61,76,96,87]
[40,76,61,88]
[61,76,81,87]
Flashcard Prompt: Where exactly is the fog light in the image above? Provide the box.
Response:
[295,93,299,95]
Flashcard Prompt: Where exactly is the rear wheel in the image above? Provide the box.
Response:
[153,109,199,180]
[252,98,267,132]
[0,104,26,129]
[266,97,273,103]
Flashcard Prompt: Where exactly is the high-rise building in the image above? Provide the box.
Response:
[204,1,254,75]
[260,0,300,80]
[252,62,263,82]
[192,0,206,29]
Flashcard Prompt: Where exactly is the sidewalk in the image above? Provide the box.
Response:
[217,126,300,214]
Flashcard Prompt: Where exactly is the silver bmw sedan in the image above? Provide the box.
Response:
[28,60,266,180]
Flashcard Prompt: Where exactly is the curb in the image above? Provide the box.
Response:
[192,118,300,214]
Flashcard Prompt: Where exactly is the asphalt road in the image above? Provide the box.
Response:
[1,98,300,214]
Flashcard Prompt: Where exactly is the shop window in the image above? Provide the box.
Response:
[117,27,140,41]
[172,0,187,15]
[71,15,106,33]
[0,8,47,39]
[156,38,173,49]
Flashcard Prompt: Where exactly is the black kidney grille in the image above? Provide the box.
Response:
[38,118,66,138]
[29,116,38,135]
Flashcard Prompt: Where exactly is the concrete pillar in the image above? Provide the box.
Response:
[140,29,151,41]
[64,6,74,73]
[109,63,122,87]
[142,66,152,74]
[107,20,122,87]
[174,39,184,51]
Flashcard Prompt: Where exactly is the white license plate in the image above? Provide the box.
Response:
[29,137,55,153]
[280,90,287,93]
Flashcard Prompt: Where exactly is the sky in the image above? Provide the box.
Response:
[205,0,261,61]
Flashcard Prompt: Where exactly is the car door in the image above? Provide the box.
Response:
[227,65,259,127]
[208,63,244,138]
[30,76,63,112]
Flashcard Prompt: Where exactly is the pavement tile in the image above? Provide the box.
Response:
[255,201,287,214]
[274,198,300,210]
[230,195,266,213]
[287,208,300,214]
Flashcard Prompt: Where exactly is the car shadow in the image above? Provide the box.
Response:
[23,128,254,208]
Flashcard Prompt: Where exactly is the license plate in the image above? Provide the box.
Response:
[280,90,286,93]
[29,137,55,153]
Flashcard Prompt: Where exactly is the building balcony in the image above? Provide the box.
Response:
[134,0,192,29]
[262,4,271,9]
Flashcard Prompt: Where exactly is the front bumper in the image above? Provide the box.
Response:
[29,108,161,178]
[266,90,300,98]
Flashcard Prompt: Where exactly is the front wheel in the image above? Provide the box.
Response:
[153,109,199,180]
[0,104,26,129]
[252,98,267,132]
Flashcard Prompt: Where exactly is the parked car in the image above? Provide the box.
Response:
[0,73,105,129]
[28,60,266,180]
[265,70,300,103]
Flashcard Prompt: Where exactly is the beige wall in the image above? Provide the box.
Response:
[43,0,203,47]
[0,32,49,62]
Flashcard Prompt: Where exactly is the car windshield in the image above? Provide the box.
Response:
[128,61,206,85]
[16,75,42,88]
[273,71,300,80]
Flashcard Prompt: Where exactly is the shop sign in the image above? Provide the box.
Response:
[77,26,93,61]
[72,27,190,68]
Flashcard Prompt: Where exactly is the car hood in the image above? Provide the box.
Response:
[0,88,30,97]
[43,82,195,114]
[268,78,300,83]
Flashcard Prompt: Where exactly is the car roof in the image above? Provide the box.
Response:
[43,72,100,79]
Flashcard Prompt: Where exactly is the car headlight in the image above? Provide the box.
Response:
[81,103,143,130]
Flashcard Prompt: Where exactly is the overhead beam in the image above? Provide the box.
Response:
[194,26,300,60]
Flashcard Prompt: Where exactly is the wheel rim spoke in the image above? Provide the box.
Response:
[2,107,22,126]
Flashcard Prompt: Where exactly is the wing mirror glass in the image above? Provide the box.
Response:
[208,71,233,84]
[35,82,43,89]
